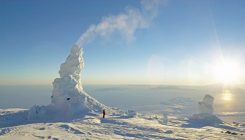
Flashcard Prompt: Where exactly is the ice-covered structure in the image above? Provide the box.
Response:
[183,94,223,127]
[51,45,108,116]
[28,45,109,120]
[198,94,214,114]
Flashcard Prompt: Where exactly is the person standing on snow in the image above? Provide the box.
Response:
[102,109,105,118]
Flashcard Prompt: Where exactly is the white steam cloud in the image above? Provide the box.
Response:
[76,0,163,46]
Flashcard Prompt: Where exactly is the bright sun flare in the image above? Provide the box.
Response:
[222,90,233,101]
[213,59,241,85]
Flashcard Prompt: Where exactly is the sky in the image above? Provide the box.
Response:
[1,0,245,85]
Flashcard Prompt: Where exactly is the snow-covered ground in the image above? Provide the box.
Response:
[0,108,245,140]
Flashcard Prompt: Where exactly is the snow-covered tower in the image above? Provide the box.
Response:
[28,45,111,120]
[198,94,214,114]
[50,45,108,118]
[184,94,223,127]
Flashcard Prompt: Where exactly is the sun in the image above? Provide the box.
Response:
[212,59,241,85]
[222,90,233,101]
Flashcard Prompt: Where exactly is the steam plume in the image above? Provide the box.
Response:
[76,0,163,46]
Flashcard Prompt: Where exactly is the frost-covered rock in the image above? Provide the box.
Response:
[28,45,109,120]
[198,94,214,114]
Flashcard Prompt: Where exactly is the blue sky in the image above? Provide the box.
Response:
[1,0,245,85]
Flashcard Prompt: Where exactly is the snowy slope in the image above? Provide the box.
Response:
[0,109,244,140]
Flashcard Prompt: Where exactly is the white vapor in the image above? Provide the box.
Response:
[76,0,163,46]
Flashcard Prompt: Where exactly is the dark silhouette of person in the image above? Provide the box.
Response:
[102,109,105,118]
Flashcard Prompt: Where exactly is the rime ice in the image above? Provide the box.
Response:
[184,94,223,127]
[58,45,84,88]
[198,94,214,114]
[51,45,108,117]
[28,45,108,120]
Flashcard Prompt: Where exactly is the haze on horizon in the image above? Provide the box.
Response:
[1,0,245,86]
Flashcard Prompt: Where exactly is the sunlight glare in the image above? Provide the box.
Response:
[212,59,241,85]
[222,90,233,101]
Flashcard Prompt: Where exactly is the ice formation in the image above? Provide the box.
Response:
[51,44,109,117]
[28,45,108,120]
[183,94,223,127]
[198,94,214,114]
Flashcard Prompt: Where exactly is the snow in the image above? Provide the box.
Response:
[27,45,112,121]
[184,113,224,128]
[52,45,109,116]
[1,109,244,140]
[1,84,244,139]
[0,93,244,139]
[198,94,214,114]
[183,94,237,130]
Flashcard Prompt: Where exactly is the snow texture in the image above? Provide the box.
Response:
[1,109,244,140]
